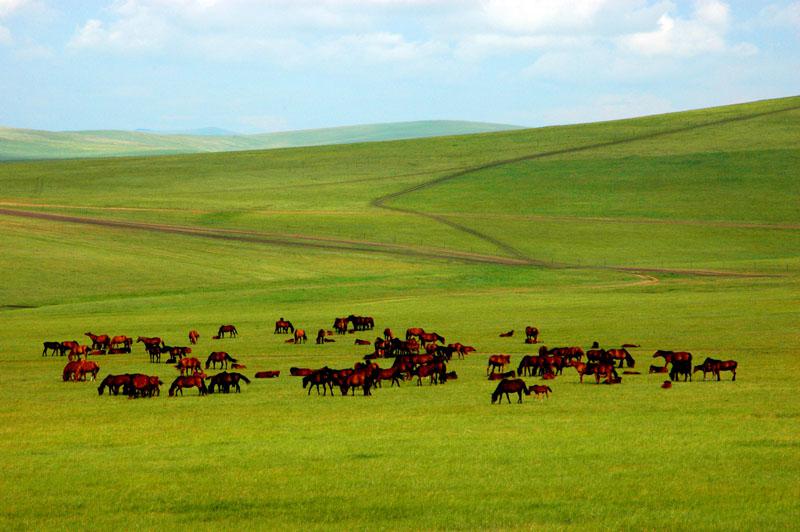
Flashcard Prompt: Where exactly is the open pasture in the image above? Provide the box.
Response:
[1,97,799,529]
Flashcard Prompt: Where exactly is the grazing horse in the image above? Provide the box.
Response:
[42,341,65,356]
[339,370,374,396]
[85,332,111,350]
[255,371,280,378]
[208,372,250,393]
[110,335,132,348]
[412,362,446,386]
[97,374,131,395]
[487,354,511,375]
[205,351,237,369]
[217,325,238,338]
[489,370,516,381]
[348,315,374,331]
[605,348,635,368]
[316,329,326,344]
[169,375,207,396]
[333,318,349,335]
[530,384,552,399]
[188,330,200,345]
[405,327,425,340]
[374,366,402,388]
[491,379,529,404]
[499,330,514,338]
[67,344,90,360]
[274,319,294,334]
[73,360,100,382]
[176,357,203,375]
[544,346,585,361]
[525,326,540,343]
[696,357,738,381]
[62,361,81,381]
[125,374,162,398]
[294,329,307,344]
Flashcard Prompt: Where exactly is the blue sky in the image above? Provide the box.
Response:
[1,0,798,133]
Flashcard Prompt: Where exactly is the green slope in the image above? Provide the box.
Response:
[0,96,798,530]
[0,120,522,161]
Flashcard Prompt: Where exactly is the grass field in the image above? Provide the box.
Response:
[0,96,799,530]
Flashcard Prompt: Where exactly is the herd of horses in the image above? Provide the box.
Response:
[45,319,738,404]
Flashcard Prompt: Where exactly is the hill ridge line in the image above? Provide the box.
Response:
[371,103,800,263]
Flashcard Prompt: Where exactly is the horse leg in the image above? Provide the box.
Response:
[732,369,736,381]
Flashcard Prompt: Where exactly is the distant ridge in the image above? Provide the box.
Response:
[0,120,524,161]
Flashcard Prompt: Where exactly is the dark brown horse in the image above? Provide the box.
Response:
[316,329,326,344]
[255,370,280,378]
[274,318,294,334]
[649,364,668,374]
[176,357,203,375]
[499,330,514,338]
[217,324,238,338]
[42,341,66,356]
[208,372,250,393]
[489,370,516,381]
[333,317,349,335]
[169,375,207,396]
[126,374,162,398]
[290,367,314,377]
[383,328,394,340]
[205,351,237,369]
[695,357,738,381]
[605,348,635,368]
[355,339,371,346]
[491,379,529,404]
[348,315,374,331]
[669,359,692,382]
[188,330,200,344]
[525,326,540,343]
[374,366,402,387]
[97,374,131,395]
[339,370,373,396]
[303,368,335,395]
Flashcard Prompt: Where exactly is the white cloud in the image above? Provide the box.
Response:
[480,0,609,33]
[0,0,29,17]
[617,0,754,57]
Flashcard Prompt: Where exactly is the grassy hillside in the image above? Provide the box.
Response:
[0,96,798,529]
[0,120,522,161]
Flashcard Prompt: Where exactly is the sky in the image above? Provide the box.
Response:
[0,0,798,133]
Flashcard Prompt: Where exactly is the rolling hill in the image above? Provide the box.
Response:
[0,120,522,161]
[0,95,798,530]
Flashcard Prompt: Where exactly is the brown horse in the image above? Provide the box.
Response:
[67,344,90,361]
[348,315,374,331]
[487,354,511,375]
[383,328,394,340]
[85,332,111,350]
[137,336,163,351]
[525,326,539,343]
[303,369,335,395]
[499,330,514,337]
[669,359,692,382]
[448,343,475,360]
[339,371,373,396]
[695,357,738,381]
[73,360,100,382]
[205,351,237,369]
[217,324,238,338]
[169,375,207,396]
[530,384,552,399]
[605,348,635,368]
[98,374,131,395]
[291,329,306,344]
[208,372,250,393]
[653,350,693,367]
[125,374,162,398]
[491,379,529,404]
[649,364,668,374]
[176,357,202,375]
[290,367,314,377]
[489,370,516,381]
[63,361,81,381]
[355,339,371,346]
[188,330,200,344]
[316,329,326,344]
[333,317,349,335]
[405,327,425,340]
[255,371,280,378]
[374,366,402,387]
[274,319,294,334]
[110,335,132,348]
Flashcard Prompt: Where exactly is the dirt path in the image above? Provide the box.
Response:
[371,103,800,266]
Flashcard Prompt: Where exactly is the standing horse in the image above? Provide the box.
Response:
[491,379,529,404]
[217,325,238,338]
[487,354,511,375]
[110,335,132,349]
[208,372,251,393]
[605,348,635,368]
[74,360,100,382]
[530,384,552,399]
[188,330,200,345]
[205,352,237,369]
[42,341,65,356]
[333,318,348,335]
[137,336,163,351]
[525,326,540,343]
[176,357,203,375]
[85,332,111,350]
[696,357,738,381]
[294,329,307,344]
[274,319,294,334]
[316,329,326,345]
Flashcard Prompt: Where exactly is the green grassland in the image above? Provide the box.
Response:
[0,96,799,530]
[0,120,521,161]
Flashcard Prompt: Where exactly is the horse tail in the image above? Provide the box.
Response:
[547,386,553,393]
[227,354,238,363]
[239,374,251,384]
[288,322,294,333]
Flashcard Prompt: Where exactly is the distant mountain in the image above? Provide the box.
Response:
[0,121,524,161]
